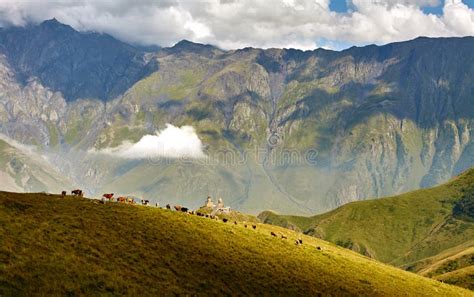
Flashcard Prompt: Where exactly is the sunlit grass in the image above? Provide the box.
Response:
[0,191,471,296]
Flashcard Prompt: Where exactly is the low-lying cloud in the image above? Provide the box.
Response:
[93,124,206,159]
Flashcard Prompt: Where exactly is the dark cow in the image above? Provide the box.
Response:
[281,234,287,239]
[270,231,277,237]
[181,207,188,212]
[61,191,67,197]
[252,224,257,229]
[298,239,303,244]
[223,218,228,223]
[141,200,150,206]
[316,246,322,251]
[244,224,248,228]
[71,189,83,197]
[166,204,171,210]
[234,221,238,225]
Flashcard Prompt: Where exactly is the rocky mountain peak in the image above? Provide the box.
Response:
[0,19,158,101]
[36,18,76,34]
[168,39,223,57]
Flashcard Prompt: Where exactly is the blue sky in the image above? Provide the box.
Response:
[330,0,474,15]
[324,0,474,50]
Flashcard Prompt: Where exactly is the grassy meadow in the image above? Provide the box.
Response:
[0,191,472,296]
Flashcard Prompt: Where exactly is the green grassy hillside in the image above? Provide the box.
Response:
[0,192,471,296]
[409,243,474,277]
[404,243,474,291]
[435,266,474,291]
[259,168,474,270]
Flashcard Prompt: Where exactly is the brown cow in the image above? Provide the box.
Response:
[117,197,126,203]
[271,231,277,237]
[102,193,114,202]
[174,205,182,211]
[61,191,67,197]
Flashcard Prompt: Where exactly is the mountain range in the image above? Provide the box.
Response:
[0,19,473,214]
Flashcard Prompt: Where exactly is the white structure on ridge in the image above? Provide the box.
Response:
[204,196,231,215]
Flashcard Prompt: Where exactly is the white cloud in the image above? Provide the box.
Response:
[443,0,474,36]
[0,0,472,50]
[92,124,206,159]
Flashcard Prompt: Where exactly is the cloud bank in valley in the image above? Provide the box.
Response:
[0,0,472,50]
[93,124,206,160]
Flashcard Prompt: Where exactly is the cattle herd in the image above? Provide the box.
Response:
[60,189,310,245]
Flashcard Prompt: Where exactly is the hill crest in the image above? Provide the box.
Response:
[0,191,471,295]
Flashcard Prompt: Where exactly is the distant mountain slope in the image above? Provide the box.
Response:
[0,137,71,192]
[0,19,473,214]
[259,167,474,270]
[0,192,471,296]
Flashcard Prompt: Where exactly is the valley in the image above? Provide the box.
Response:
[0,2,473,295]
[259,167,474,289]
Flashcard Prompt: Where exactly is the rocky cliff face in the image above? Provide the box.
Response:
[0,19,472,214]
